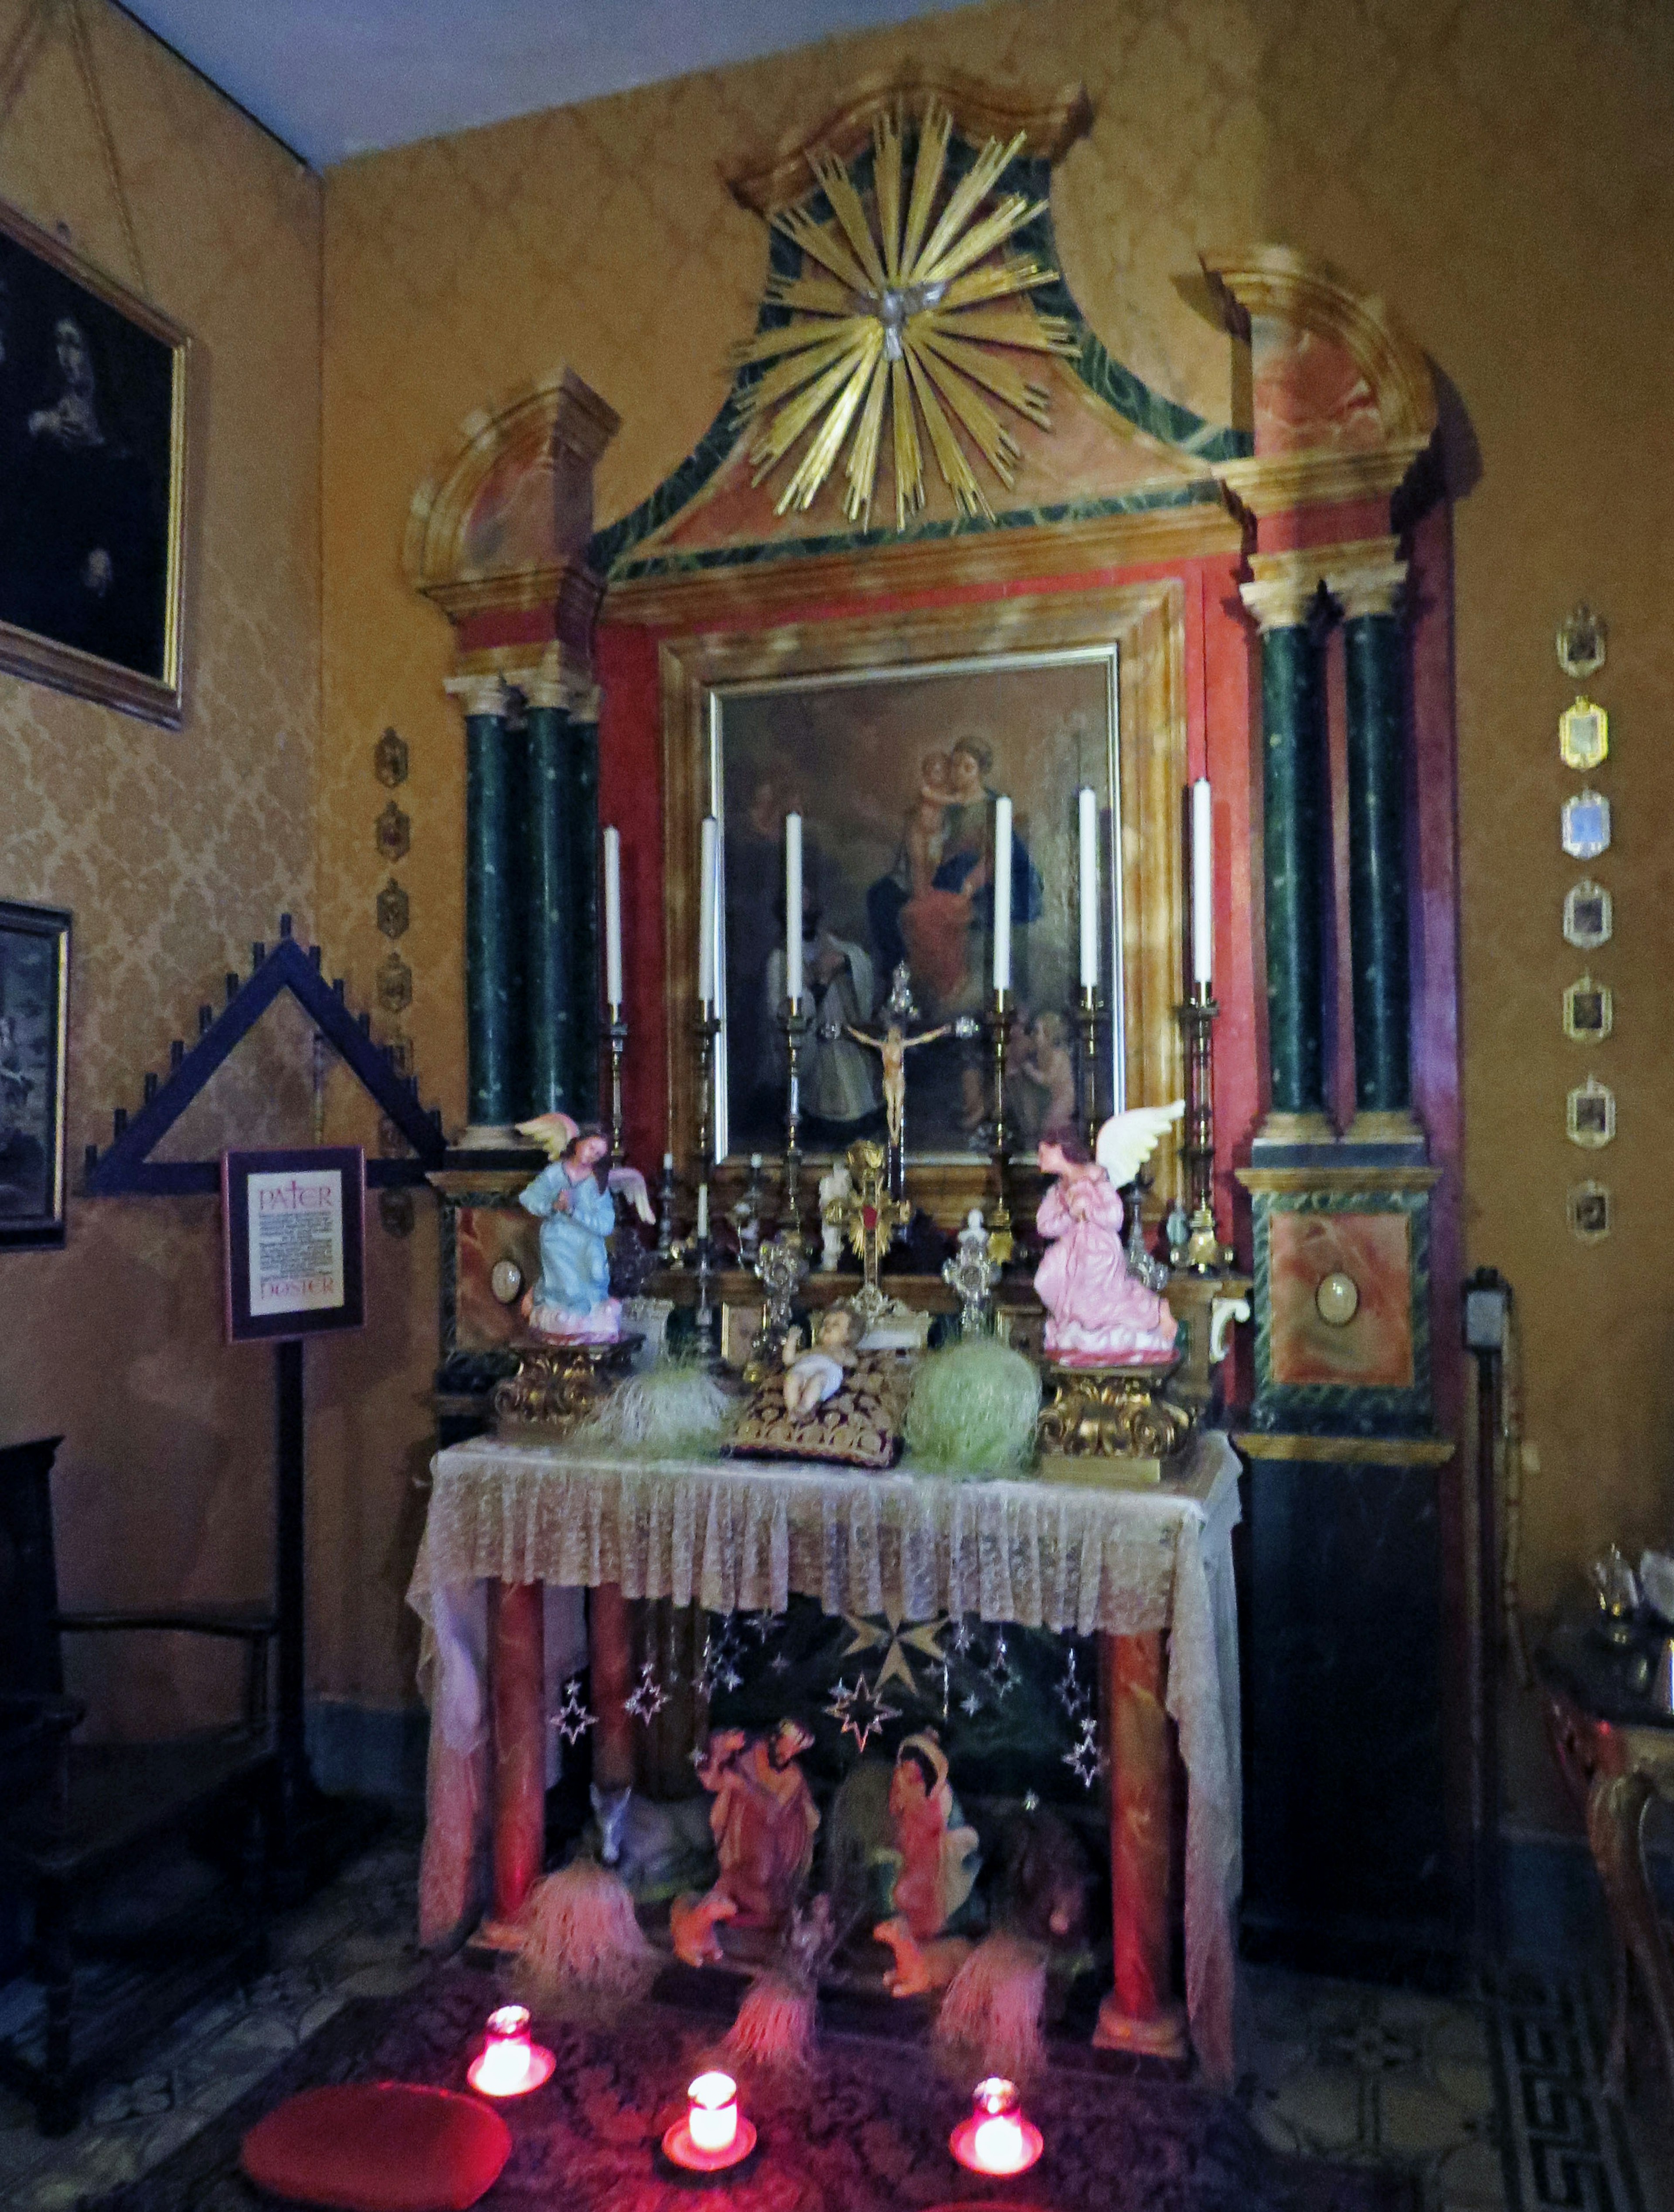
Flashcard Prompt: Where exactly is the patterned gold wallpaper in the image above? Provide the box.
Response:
[0,0,323,1731]
[321,0,1674,1813]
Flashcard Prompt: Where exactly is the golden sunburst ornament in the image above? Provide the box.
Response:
[733,105,1079,531]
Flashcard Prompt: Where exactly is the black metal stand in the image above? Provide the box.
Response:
[270,1337,383,1905]
[1463,1267,1509,1963]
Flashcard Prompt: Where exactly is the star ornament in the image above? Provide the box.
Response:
[827,1673,901,1754]
[625,1660,670,1725]
[841,1607,948,1697]
[733,103,1079,531]
[550,1674,597,1747]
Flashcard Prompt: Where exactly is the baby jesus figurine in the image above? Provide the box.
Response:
[781,1306,860,1417]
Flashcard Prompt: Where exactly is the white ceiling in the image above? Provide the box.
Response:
[121,0,983,168]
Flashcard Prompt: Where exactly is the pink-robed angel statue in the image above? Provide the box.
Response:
[1034,1105,1184,1365]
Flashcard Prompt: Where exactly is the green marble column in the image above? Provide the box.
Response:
[1343,607,1411,1116]
[568,714,601,1122]
[452,677,519,1138]
[523,699,575,1115]
[1257,622,1329,1118]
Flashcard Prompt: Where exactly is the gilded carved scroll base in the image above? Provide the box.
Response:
[492,1336,642,1437]
[1037,1361,1195,1486]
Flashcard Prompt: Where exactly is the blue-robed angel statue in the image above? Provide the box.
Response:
[515,1113,653,1343]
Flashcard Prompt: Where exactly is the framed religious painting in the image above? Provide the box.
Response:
[0,198,190,726]
[660,583,1188,1225]
[0,898,70,1247]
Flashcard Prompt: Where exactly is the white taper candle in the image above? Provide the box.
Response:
[696,1182,709,1239]
[698,816,717,1009]
[785,812,804,1007]
[1191,778,1214,988]
[602,825,623,1012]
[1077,787,1098,991]
[992,796,1013,993]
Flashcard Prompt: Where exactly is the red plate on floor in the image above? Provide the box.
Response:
[241,2082,512,2212]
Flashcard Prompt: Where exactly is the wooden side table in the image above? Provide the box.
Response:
[1537,1622,1674,2098]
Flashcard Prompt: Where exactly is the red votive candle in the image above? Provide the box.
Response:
[466,2005,555,2098]
[949,2076,1044,2177]
[663,2068,757,2171]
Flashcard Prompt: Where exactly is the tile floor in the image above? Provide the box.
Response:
[0,1832,1664,2212]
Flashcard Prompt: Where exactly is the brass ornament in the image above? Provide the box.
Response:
[823,1138,911,1331]
[736,103,1079,531]
[373,727,409,786]
[1566,1074,1615,1150]
[376,950,413,1012]
[1562,879,1613,951]
[1559,697,1609,772]
[1036,1361,1194,1479]
[1314,1271,1360,1326]
[1562,973,1613,1043]
[1556,605,1607,681]
[1567,1180,1611,1245]
[375,798,412,864]
[376,876,410,941]
[492,1336,641,1435]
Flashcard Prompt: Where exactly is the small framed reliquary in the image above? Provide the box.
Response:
[1566,1074,1614,1149]
[1562,974,1612,1042]
[1562,879,1612,951]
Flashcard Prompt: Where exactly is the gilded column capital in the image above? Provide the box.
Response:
[1322,536,1408,621]
[514,642,600,720]
[444,671,510,721]
[1240,550,1326,632]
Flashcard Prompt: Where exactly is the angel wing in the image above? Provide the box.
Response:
[1095,1101,1185,1188]
[607,1164,656,1224]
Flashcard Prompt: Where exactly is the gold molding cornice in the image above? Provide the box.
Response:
[1235,1164,1441,1195]
[602,498,1243,631]
[724,74,1094,214]
[1235,1432,1456,1466]
[443,672,510,721]
[1214,438,1429,520]
[405,367,620,611]
[1240,549,1328,632]
[1199,245,1437,448]
[1321,537,1408,620]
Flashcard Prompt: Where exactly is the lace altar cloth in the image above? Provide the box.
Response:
[407,1431,1242,2086]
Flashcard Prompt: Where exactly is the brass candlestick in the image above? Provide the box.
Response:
[1077,984,1101,1155]
[780,998,812,1251]
[1177,982,1223,1273]
[693,1005,720,1180]
[987,986,1014,1265]
[606,1009,627,1162]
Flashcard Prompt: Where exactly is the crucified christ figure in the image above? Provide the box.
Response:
[845,1012,951,1151]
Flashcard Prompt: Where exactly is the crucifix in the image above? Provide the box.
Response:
[835,963,972,1198]
[822,1138,910,1331]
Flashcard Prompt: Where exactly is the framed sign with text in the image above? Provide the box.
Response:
[221,1146,366,1343]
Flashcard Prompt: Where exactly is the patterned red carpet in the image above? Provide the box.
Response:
[88,1965,1418,2212]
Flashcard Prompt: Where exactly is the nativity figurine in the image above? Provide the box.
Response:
[515,1113,653,1343]
[694,1721,821,1933]
[1034,1105,1184,1365]
[782,1305,860,1416]
[886,1730,981,1941]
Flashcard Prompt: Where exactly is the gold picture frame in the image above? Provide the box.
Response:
[0,196,190,726]
[658,579,1188,1228]
[1558,696,1608,772]
[1566,1074,1615,1149]
[1562,973,1613,1043]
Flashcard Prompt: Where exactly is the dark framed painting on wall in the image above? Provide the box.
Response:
[0,899,70,1248]
[0,198,189,726]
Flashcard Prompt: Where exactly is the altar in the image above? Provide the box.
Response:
[407,1429,1242,2086]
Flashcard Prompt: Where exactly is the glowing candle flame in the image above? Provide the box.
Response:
[949,2076,1043,2177]
[466,2004,555,2099]
[687,2071,738,2154]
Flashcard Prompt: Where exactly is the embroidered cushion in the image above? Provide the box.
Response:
[726,1351,908,1469]
[240,2083,512,2211]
